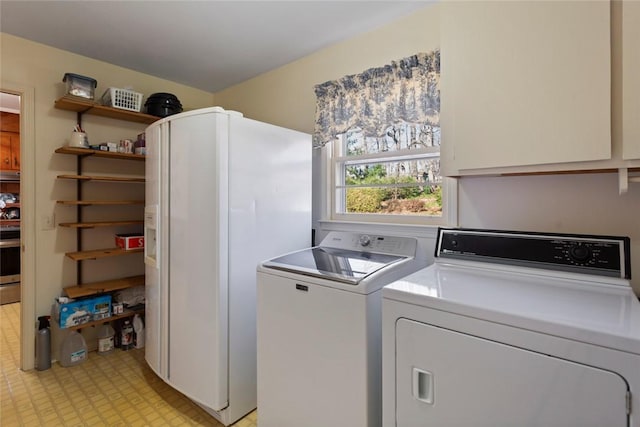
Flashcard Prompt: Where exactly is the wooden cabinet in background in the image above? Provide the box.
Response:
[0,112,20,133]
[1,132,20,171]
[0,112,20,171]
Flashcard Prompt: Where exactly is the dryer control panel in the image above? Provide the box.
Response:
[436,228,631,279]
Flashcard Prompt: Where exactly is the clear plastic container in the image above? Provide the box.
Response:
[132,314,145,349]
[62,73,97,99]
[120,319,134,351]
[59,330,88,367]
[97,323,115,356]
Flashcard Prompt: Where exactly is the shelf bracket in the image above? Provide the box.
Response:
[618,167,640,195]
[619,168,628,194]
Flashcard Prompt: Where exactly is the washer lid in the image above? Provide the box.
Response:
[263,247,408,285]
[383,261,640,355]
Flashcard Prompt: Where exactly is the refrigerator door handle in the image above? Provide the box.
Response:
[144,205,158,268]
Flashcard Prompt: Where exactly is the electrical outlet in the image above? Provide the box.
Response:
[41,214,55,230]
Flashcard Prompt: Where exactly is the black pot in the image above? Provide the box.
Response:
[145,93,183,117]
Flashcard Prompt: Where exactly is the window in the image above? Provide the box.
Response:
[328,123,455,225]
[315,51,456,226]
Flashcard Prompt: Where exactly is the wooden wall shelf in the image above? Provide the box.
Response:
[65,307,146,331]
[58,220,144,228]
[57,174,145,183]
[55,146,146,162]
[57,200,144,206]
[54,94,147,340]
[63,275,145,299]
[54,95,158,124]
[65,247,143,261]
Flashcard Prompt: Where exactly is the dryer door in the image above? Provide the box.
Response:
[395,319,629,427]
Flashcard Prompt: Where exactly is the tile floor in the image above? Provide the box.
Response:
[0,302,258,426]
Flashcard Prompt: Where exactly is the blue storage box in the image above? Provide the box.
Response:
[56,295,111,328]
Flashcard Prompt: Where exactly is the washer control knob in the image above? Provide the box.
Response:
[359,235,371,247]
[569,244,592,263]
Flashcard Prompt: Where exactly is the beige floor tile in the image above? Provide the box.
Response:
[0,302,258,426]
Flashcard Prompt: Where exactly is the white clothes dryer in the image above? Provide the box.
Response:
[257,231,427,427]
[383,228,640,427]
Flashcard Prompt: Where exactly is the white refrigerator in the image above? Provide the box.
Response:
[144,107,311,425]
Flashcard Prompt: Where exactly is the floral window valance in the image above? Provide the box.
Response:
[313,50,440,148]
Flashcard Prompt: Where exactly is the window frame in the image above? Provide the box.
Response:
[324,134,458,227]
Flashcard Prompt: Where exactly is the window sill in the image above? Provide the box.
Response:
[316,219,441,239]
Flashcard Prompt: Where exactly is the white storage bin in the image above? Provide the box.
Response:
[101,88,143,112]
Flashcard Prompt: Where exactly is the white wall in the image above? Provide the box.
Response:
[214,4,439,134]
[459,174,639,289]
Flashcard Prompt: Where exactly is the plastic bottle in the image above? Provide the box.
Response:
[132,314,145,349]
[97,323,115,356]
[59,330,88,367]
[36,316,51,371]
[120,319,134,351]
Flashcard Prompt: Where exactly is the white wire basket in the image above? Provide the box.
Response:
[101,88,143,112]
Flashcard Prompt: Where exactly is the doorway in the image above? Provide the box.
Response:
[0,84,35,370]
[1,94,22,305]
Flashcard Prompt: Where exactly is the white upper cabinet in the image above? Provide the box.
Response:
[622,0,640,160]
[440,1,612,175]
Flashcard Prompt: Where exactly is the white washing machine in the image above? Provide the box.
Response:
[383,228,640,427]
[256,231,427,427]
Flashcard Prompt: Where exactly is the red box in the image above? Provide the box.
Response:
[115,234,144,250]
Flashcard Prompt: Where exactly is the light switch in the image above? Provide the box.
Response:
[41,213,55,230]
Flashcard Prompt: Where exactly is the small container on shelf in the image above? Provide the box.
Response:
[62,73,97,99]
[68,131,89,149]
[101,87,143,112]
[97,323,116,356]
[118,139,134,154]
[54,294,112,328]
[112,302,124,315]
[115,233,144,250]
[135,132,146,155]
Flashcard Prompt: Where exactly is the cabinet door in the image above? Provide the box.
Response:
[395,319,629,427]
[441,1,611,174]
[0,132,20,171]
[11,134,20,170]
[623,0,640,160]
[1,132,13,170]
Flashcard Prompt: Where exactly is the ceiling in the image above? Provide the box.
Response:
[0,93,20,113]
[0,1,430,93]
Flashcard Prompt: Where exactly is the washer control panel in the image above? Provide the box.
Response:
[437,228,631,279]
[321,232,417,257]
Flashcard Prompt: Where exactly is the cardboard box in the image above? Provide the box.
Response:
[56,295,111,328]
[116,234,144,250]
